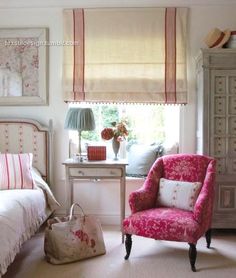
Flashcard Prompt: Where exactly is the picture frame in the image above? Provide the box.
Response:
[0,28,48,106]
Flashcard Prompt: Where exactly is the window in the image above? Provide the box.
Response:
[68,103,179,157]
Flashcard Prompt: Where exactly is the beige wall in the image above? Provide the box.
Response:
[1,1,236,223]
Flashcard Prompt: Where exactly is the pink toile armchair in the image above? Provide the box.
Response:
[123,154,216,272]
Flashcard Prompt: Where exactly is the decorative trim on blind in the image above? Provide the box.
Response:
[73,9,84,100]
[63,7,188,104]
[165,8,176,104]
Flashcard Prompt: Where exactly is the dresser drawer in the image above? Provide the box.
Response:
[69,167,122,177]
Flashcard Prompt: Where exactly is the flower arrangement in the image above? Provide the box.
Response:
[101,121,128,142]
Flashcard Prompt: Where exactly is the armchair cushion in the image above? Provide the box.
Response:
[123,207,201,244]
[156,178,202,211]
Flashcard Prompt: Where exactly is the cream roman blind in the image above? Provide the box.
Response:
[63,7,188,104]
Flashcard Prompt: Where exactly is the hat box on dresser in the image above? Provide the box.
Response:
[225,31,236,48]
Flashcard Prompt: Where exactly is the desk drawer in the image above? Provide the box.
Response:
[69,167,122,177]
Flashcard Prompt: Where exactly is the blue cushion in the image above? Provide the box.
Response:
[126,143,163,177]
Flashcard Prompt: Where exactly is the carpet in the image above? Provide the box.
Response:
[3,226,236,278]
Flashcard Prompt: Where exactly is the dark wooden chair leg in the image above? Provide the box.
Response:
[205,229,212,248]
[188,243,197,272]
[124,234,132,260]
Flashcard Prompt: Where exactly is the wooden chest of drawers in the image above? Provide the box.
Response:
[196,49,236,228]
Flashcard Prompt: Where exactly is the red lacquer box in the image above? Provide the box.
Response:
[87,146,106,161]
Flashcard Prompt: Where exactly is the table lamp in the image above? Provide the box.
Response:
[64,107,95,161]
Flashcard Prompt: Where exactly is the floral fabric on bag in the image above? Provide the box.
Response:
[44,214,106,264]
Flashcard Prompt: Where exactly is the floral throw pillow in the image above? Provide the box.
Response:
[0,153,35,190]
[156,178,202,211]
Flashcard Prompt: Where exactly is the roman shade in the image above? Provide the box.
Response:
[63,7,188,104]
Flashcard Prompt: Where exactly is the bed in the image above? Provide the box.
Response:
[0,118,59,277]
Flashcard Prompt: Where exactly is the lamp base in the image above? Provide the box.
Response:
[73,152,87,162]
[78,155,84,162]
[73,153,84,162]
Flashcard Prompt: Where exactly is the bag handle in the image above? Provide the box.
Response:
[69,203,85,221]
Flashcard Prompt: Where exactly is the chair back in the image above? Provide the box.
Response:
[162,154,214,183]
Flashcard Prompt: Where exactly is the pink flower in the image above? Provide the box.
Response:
[101,128,114,140]
[101,121,128,141]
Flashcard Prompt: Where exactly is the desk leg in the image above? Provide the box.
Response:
[120,173,126,244]
[65,167,73,215]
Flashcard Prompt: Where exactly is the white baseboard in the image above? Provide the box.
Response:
[55,208,121,225]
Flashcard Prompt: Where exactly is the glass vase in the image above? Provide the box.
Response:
[112,138,120,160]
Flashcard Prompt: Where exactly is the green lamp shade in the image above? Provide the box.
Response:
[64,108,95,131]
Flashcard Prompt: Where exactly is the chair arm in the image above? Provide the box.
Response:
[129,188,157,214]
[193,161,216,227]
[193,191,208,223]
[129,158,164,214]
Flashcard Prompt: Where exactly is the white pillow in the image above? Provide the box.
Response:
[156,178,202,211]
[0,153,35,190]
[31,167,60,210]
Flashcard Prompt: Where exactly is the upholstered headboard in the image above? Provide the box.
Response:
[0,118,52,184]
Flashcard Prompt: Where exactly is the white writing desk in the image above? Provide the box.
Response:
[63,158,127,243]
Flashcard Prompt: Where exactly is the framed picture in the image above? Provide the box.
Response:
[0,28,48,106]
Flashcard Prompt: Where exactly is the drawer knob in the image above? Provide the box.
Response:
[110,170,115,175]
[78,170,85,176]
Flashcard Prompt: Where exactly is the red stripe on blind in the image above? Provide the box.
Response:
[81,9,85,100]
[73,9,85,100]
[165,8,177,103]
[73,9,76,100]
